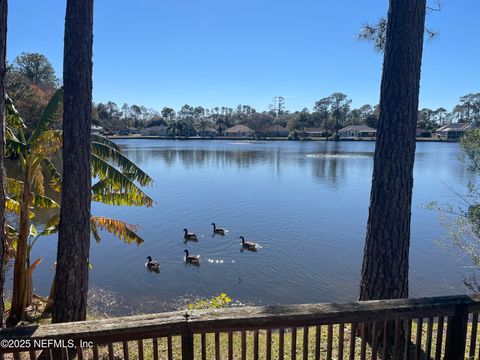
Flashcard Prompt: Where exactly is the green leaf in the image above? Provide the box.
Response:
[5,138,28,156]
[29,224,38,237]
[6,224,19,238]
[90,216,144,245]
[42,158,62,192]
[91,134,120,151]
[19,194,60,209]
[31,130,62,156]
[37,214,60,236]
[28,88,63,144]
[46,213,60,228]
[91,141,153,187]
[6,96,26,130]
[91,187,153,207]
[5,197,21,215]
[5,197,35,218]
[5,178,24,197]
[91,220,102,243]
[91,154,153,204]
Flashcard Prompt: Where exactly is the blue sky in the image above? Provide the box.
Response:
[7,0,479,112]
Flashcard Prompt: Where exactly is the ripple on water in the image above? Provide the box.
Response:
[306,153,371,159]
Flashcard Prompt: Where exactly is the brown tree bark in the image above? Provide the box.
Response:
[52,0,94,323]
[0,0,7,330]
[359,0,427,302]
[8,176,31,324]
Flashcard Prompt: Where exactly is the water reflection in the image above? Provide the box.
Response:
[5,139,475,315]
[120,141,375,187]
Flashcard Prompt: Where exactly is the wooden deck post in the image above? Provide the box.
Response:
[445,303,468,360]
[182,319,194,360]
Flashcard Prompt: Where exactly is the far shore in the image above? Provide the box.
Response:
[107,134,456,142]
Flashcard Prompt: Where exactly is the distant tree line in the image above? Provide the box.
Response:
[6,53,479,138]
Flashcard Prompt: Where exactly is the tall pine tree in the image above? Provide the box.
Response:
[53,0,94,323]
[359,0,427,301]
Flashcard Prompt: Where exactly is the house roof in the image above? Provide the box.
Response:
[339,125,377,132]
[435,123,471,132]
[225,124,255,133]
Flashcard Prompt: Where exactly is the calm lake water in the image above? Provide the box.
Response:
[12,139,480,314]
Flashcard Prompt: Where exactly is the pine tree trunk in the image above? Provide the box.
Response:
[359,0,426,302]
[52,0,94,324]
[0,0,7,330]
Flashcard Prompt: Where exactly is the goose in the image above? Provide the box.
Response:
[145,256,160,271]
[184,249,200,263]
[183,228,198,240]
[239,236,258,250]
[211,223,226,235]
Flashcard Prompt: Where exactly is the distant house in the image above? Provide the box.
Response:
[197,127,217,137]
[140,125,168,136]
[338,125,377,139]
[303,127,327,137]
[434,123,473,140]
[224,124,255,137]
[257,125,289,137]
[416,128,431,138]
[92,125,103,134]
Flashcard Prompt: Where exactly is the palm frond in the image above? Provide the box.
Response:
[90,221,102,243]
[46,213,60,229]
[31,130,62,156]
[5,197,21,215]
[90,216,144,245]
[28,88,63,144]
[39,225,59,237]
[5,126,20,142]
[31,194,60,209]
[92,191,153,207]
[91,141,153,186]
[91,154,153,203]
[42,158,62,192]
[5,138,28,156]
[92,134,120,151]
[5,178,24,197]
[6,96,26,130]
[5,197,34,218]
[91,179,153,207]
[31,166,45,195]
[35,213,60,236]
[6,224,19,239]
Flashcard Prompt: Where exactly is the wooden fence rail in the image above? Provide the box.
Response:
[1,294,480,359]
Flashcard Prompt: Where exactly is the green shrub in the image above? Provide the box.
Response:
[188,293,232,310]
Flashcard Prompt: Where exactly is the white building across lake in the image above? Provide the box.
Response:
[433,123,474,140]
[224,124,255,137]
[338,125,377,139]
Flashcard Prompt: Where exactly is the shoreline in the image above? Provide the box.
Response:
[107,135,457,143]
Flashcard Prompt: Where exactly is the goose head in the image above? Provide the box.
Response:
[184,249,189,256]
[146,256,152,262]
[239,236,245,244]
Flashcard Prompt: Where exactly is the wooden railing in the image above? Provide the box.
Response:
[1,294,480,359]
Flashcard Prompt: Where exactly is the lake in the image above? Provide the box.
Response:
[12,139,479,314]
